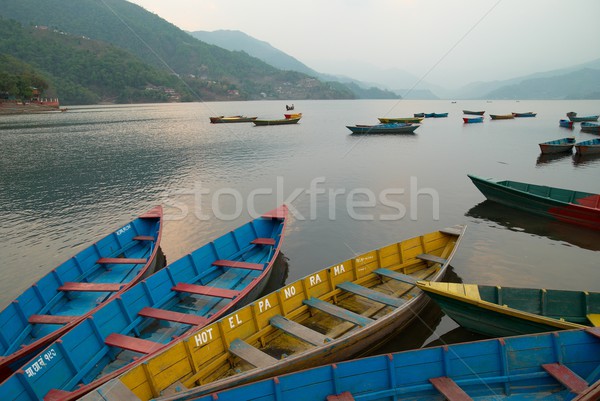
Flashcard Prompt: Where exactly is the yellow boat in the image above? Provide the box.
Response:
[82,226,466,401]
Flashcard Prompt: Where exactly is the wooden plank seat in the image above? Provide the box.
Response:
[96,257,147,265]
[132,235,155,241]
[542,363,589,394]
[303,297,373,327]
[59,282,124,292]
[374,268,417,285]
[327,391,355,401]
[429,377,473,401]
[172,283,240,299]
[270,315,332,346]
[587,314,600,327]
[229,338,278,368]
[212,260,264,271]
[417,253,447,265]
[104,333,163,354]
[251,237,276,246]
[337,282,405,308]
[138,307,208,326]
[28,314,78,325]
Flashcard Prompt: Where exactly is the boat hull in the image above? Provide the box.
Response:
[559,119,574,128]
[253,118,300,126]
[463,117,483,123]
[347,124,419,134]
[490,114,515,120]
[539,138,575,154]
[581,122,600,133]
[463,110,485,115]
[209,116,257,123]
[378,117,423,124]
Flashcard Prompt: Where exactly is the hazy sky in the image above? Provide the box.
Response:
[127,0,600,88]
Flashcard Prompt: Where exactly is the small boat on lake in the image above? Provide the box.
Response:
[0,206,163,380]
[283,112,302,119]
[378,116,423,124]
[413,112,425,117]
[463,110,485,115]
[468,174,600,230]
[463,116,483,124]
[417,281,600,337]
[567,112,600,122]
[432,112,448,118]
[490,113,515,120]
[512,111,537,117]
[139,328,600,401]
[560,119,574,128]
[209,116,257,123]
[581,121,600,133]
[539,137,576,154]
[82,226,466,401]
[575,138,600,155]
[0,207,288,401]
[253,117,301,126]
[424,112,435,118]
[347,122,419,134]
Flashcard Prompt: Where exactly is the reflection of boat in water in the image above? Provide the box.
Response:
[466,200,600,251]
[572,152,600,167]
[424,325,488,348]
[536,151,573,166]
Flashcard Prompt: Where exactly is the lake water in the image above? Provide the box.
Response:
[1,99,599,353]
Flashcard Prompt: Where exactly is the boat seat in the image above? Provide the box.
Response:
[105,333,163,354]
[270,315,332,346]
[251,237,276,246]
[229,339,278,368]
[374,268,417,285]
[336,282,405,308]
[96,257,147,265]
[417,253,447,265]
[133,235,155,241]
[303,297,373,327]
[59,282,125,292]
[429,377,473,401]
[212,260,264,271]
[172,283,240,299]
[327,391,355,401]
[28,314,77,325]
[138,307,208,326]
[587,314,600,327]
[542,363,589,394]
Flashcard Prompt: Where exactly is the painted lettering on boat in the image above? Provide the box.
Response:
[24,348,57,378]
[228,314,243,329]
[258,299,272,313]
[116,224,131,236]
[355,255,374,264]
[332,264,346,276]
[309,274,322,286]
[194,328,214,347]
[283,285,296,299]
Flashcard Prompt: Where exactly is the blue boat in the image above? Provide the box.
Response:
[159,328,600,401]
[432,112,448,118]
[560,119,574,128]
[0,206,163,380]
[539,137,576,154]
[575,138,600,155]
[424,112,435,118]
[581,121,600,134]
[0,206,287,401]
[346,122,419,134]
[463,116,484,123]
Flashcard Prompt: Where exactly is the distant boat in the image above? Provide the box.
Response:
[512,112,537,117]
[538,137,576,154]
[432,112,448,118]
[413,112,425,117]
[284,112,302,119]
[462,116,483,124]
[378,116,423,123]
[559,119,574,128]
[347,122,419,134]
[463,110,485,115]
[490,114,515,120]
[424,113,435,118]
[567,111,600,122]
[253,117,301,126]
[581,121,600,133]
[575,138,600,155]
[209,115,257,123]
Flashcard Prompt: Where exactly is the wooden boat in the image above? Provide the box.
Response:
[283,113,302,119]
[253,117,301,126]
[424,113,435,118]
[0,206,163,380]
[377,117,423,124]
[575,138,600,155]
[417,281,600,337]
[432,112,448,118]
[581,122,600,133]
[468,174,600,230]
[560,119,574,128]
[347,122,419,134]
[490,113,515,120]
[413,112,425,117]
[539,137,576,154]
[81,226,466,401]
[462,116,483,123]
[512,112,537,117]
[463,110,485,115]
[567,112,600,122]
[209,116,257,123]
[0,207,288,401]
[132,328,600,401]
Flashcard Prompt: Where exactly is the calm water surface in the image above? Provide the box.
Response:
[1,99,599,352]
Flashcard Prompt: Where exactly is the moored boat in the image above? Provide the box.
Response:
[378,116,423,124]
[512,111,537,117]
[424,112,435,118]
[462,116,483,124]
[463,110,485,115]
[347,122,419,134]
[209,116,257,123]
[567,112,600,122]
[468,174,600,230]
[417,281,599,337]
[0,206,163,379]
[539,137,576,154]
[0,207,288,401]
[81,226,466,401]
[283,113,302,119]
[253,117,301,126]
[413,112,425,117]
[432,112,448,118]
[581,121,600,133]
[575,138,600,155]
[139,328,600,401]
[560,119,574,128]
[490,114,515,120]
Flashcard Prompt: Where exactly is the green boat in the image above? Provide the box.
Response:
[468,174,600,231]
[417,281,600,337]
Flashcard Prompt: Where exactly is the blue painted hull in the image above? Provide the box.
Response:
[181,328,600,401]
[0,206,163,379]
[0,206,287,401]
[346,123,418,134]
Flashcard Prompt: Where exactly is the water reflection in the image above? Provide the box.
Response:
[467,200,600,252]
[259,253,289,297]
[535,151,572,166]
[572,153,600,167]
[424,326,488,348]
